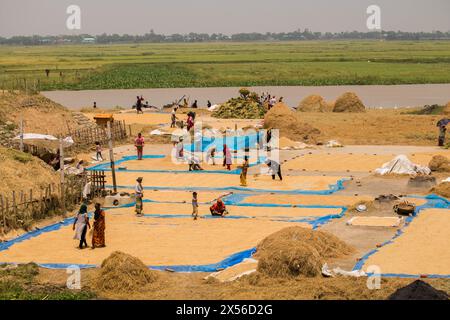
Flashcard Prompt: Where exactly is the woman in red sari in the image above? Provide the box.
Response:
[92,203,106,249]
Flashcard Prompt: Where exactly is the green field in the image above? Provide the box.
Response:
[1,40,450,90]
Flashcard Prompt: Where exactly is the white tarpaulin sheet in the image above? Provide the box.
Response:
[14,134,74,146]
[374,155,431,175]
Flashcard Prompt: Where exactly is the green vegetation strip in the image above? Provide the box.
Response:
[1,40,450,90]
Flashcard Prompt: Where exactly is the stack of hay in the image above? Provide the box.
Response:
[255,227,354,278]
[333,92,366,113]
[443,102,450,115]
[95,251,158,293]
[212,89,266,119]
[264,103,320,143]
[429,155,450,172]
[297,95,332,112]
[429,155,450,197]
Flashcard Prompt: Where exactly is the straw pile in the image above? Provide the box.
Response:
[444,102,450,114]
[0,147,59,195]
[255,227,354,278]
[264,103,320,142]
[297,95,332,112]
[212,90,266,119]
[95,251,158,293]
[430,182,450,198]
[429,155,450,172]
[333,92,366,113]
[0,92,81,142]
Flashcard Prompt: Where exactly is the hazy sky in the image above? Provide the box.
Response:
[1,0,449,37]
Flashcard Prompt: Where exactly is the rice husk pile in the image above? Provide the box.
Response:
[95,251,158,293]
[297,95,332,112]
[212,91,266,119]
[430,182,450,198]
[428,155,450,172]
[255,227,354,278]
[333,92,366,113]
[388,280,448,300]
[264,103,320,143]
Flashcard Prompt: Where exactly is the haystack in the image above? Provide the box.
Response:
[442,102,450,115]
[212,89,266,119]
[264,103,320,143]
[428,155,450,172]
[0,147,59,195]
[297,95,331,112]
[95,251,158,293]
[255,227,353,278]
[430,182,450,198]
[333,92,366,113]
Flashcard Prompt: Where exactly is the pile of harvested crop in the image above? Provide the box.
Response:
[264,103,320,143]
[430,182,450,198]
[95,251,158,293]
[0,147,59,195]
[428,155,450,172]
[297,95,332,112]
[255,227,354,278]
[443,102,450,115]
[212,89,266,119]
[333,92,366,113]
[388,280,448,300]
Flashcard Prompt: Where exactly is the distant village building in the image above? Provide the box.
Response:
[81,37,96,44]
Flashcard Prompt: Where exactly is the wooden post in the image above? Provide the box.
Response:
[59,138,66,216]
[0,195,5,235]
[19,116,24,152]
[107,121,117,194]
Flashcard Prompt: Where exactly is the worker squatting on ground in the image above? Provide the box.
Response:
[239,156,250,186]
[135,177,144,216]
[210,198,229,217]
[135,133,145,160]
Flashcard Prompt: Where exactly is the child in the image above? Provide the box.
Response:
[192,192,199,220]
[95,142,103,161]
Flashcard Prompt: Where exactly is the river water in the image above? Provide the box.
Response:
[42,84,450,110]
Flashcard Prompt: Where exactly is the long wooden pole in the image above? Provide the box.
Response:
[107,121,117,194]
[59,137,66,216]
[19,116,24,152]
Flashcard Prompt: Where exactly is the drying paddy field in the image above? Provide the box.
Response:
[1,58,450,299]
[2,40,450,90]
[1,129,450,299]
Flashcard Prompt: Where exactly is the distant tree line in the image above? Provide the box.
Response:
[1,29,450,45]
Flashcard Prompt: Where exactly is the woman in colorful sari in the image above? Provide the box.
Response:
[135,177,144,215]
[222,144,232,171]
[239,156,249,186]
[92,203,106,249]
